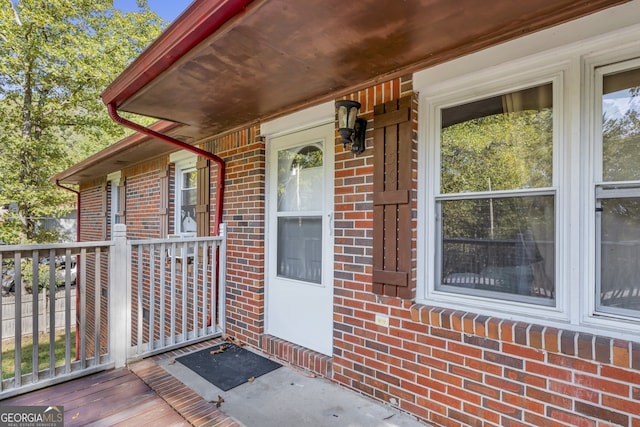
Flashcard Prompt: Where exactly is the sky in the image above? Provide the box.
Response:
[113,0,193,22]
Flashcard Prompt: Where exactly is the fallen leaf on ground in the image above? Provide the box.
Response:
[168,359,176,364]
[210,345,228,355]
[247,376,255,382]
[210,395,224,408]
[72,413,79,420]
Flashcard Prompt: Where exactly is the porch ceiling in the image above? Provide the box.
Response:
[103,0,627,145]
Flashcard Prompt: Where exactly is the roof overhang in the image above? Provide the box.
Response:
[57,0,631,186]
[102,0,629,143]
[52,121,180,185]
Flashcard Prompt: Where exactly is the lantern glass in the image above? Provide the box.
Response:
[338,105,349,129]
[347,106,358,129]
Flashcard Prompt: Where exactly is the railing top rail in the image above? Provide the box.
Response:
[128,235,224,246]
[0,240,113,253]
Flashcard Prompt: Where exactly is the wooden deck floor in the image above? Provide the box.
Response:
[0,368,190,427]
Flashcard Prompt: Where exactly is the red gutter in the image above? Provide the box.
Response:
[54,181,81,358]
[107,104,225,235]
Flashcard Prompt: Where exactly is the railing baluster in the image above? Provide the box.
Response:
[149,244,156,351]
[170,243,176,344]
[14,251,22,387]
[64,249,71,374]
[181,241,187,343]
[94,248,101,366]
[211,242,217,333]
[31,249,39,384]
[219,225,227,332]
[48,249,55,378]
[160,244,166,348]
[202,241,208,335]
[193,241,199,338]
[79,248,87,368]
[137,244,143,352]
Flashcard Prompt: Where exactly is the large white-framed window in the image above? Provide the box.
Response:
[435,81,557,306]
[422,69,564,321]
[416,13,640,337]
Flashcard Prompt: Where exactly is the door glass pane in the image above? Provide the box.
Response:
[599,197,640,314]
[278,145,323,212]
[439,195,555,302]
[277,217,322,284]
[602,68,640,182]
[440,83,553,194]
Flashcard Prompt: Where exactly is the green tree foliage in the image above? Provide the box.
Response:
[440,110,553,194]
[602,104,640,182]
[0,0,165,243]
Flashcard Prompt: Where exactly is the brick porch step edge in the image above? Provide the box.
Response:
[130,339,241,427]
[260,334,333,378]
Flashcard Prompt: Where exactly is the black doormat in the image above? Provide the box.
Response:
[176,343,281,391]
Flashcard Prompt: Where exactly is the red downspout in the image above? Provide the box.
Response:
[55,180,81,358]
[107,104,225,235]
[107,105,225,328]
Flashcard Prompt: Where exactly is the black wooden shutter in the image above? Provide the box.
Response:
[196,157,210,237]
[372,96,413,298]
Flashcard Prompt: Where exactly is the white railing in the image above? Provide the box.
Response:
[0,241,112,399]
[123,225,226,361]
[0,224,226,399]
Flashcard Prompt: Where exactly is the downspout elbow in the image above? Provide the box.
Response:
[106,103,225,235]
[55,180,80,242]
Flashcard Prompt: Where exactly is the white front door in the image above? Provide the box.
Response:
[267,123,334,355]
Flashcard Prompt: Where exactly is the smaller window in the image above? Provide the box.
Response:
[107,172,122,239]
[179,168,197,234]
[111,184,120,226]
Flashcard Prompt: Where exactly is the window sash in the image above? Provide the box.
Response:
[595,192,640,318]
[435,192,555,305]
[433,81,557,306]
[594,58,640,319]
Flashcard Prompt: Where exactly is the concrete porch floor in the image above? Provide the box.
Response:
[133,338,430,427]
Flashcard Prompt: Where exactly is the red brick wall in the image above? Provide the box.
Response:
[78,180,108,358]
[79,180,105,242]
[122,158,168,239]
[330,76,640,427]
[207,126,266,347]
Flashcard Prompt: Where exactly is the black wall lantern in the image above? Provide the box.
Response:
[336,100,367,155]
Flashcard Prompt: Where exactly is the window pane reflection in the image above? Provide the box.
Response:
[440,84,553,193]
[439,195,555,302]
[602,68,640,182]
[278,145,323,212]
[277,217,322,284]
[600,198,640,314]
